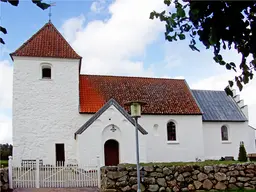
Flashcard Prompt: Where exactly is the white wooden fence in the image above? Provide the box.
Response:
[8,156,101,189]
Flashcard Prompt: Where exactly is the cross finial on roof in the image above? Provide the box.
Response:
[48,1,56,22]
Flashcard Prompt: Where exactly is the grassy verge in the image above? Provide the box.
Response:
[0,160,8,167]
[119,160,247,167]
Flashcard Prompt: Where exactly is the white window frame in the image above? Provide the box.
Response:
[166,120,179,144]
[221,125,231,143]
[40,63,53,80]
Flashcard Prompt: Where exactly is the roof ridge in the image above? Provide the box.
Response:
[80,74,185,81]
[47,22,81,59]
[10,21,81,60]
[10,22,50,57]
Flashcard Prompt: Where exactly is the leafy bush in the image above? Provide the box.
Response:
[238,141,247,162]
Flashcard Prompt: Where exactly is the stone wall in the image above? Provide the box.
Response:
[0,168,9,191]
[101,163,256,192]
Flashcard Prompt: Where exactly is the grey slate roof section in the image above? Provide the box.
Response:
[191,90,247,122]
[74,98,148,138]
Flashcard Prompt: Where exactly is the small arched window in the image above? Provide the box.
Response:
[167,121,176,141]
[42,65,51,79]
[221,125,229,141]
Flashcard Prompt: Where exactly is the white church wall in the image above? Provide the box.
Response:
[138,115,205,162]
[203,121,255,160]
[12,56,81,166]
[76,105,147,167]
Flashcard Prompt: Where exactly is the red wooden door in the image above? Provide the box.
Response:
[104,140,119,166]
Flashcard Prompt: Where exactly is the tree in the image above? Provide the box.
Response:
[0,143,13,160]
[0,0,50,44]
[150,1,256,96]
[238,141,247,162]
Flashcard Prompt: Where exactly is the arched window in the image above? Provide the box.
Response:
[41,65,51,79]
[167,121,176,141]
[221,125,228,141]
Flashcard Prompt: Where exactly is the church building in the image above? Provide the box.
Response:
[11,22,256,167]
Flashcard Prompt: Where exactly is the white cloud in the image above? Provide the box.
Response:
[90,0,107,13]
[0,60,12,144]
[62,0,167,76]
[0,60,13,110]
[0,113,12,144]
[60,15,85,43]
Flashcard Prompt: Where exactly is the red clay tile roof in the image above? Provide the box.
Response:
[79,75,202,115]
[10,22,81,59]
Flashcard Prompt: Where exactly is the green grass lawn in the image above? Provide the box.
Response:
[120,160,247,167]
[0,160,8,167]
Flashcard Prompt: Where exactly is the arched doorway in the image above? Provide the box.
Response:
[104,139,119,166]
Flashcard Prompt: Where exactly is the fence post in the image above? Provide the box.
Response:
[35,159,40,188]
[8,156,13,189]
[97,156,101,188]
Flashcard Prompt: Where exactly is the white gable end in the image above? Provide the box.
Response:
[76,102,147,167]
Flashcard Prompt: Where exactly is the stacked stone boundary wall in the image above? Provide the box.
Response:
[101,163,256,192]
[0,168,10,191]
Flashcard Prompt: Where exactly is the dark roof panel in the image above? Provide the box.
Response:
[192,90,247,122]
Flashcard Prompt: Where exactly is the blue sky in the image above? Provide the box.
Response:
[0,0,256,143]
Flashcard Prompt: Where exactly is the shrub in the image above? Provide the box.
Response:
[238,141,247,162]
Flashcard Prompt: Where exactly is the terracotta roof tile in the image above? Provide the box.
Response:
[79,75,202,115]
[10,22,81,59]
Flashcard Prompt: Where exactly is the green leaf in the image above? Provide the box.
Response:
[149,12,155,20]
[229,62,236,67]
[236,80,243,91]
[228,80,234,87]
[36,2,50,10]
[0,38,5,44]
[8,0,18,6]
[178,34,186,40]
[171,13,177,19]
[0,27,7,34]
[164,0,171,6]
[226,64,231,70]
[224,86,233,97]
[177,7,186,18]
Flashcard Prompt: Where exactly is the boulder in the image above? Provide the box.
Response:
[183,172,191,178]
[204,166,213,174]
[144,166,154,172]
[229,177,236,183]
[188,184,195,191]
[167,179,177,187]
[107,171,128,179]
[194,181,202,189]
[177,174,185,182]
[163,167,172,176]
[157,178,167,187]
[198,173,208,181]
[214,172,226,181]
[132,183,145,192]
[203,179,213,190]
[159,187,166,192]
[121,186,131,191]
[228,184,238,190]
[143,177,155,184]
[150,172,164,177]
[148,184,159,192]
[173,186,180,192]
[215,182,227,190]
[237,177,250,182]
